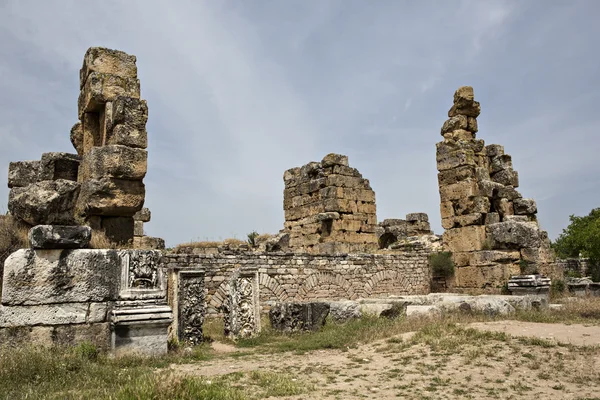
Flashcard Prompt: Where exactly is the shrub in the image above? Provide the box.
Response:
[247,231,259,247]
[0,215,29,295]
[429,252,455,278]
[551,279,565,298]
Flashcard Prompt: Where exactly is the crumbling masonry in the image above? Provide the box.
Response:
[436,86,556,292]
[283,154,378,254]
[7,47,163,248]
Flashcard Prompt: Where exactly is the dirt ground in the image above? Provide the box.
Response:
[169,321,600,399]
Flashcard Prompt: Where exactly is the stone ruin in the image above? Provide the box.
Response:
[283,153,378,254]
[0,47,567,353]
[436,86,557,292]
[7,47,163,249]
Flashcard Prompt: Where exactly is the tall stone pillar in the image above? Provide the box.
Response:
[436,87,558,292]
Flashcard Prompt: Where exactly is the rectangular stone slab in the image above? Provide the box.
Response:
[1,249,121,306]
[0,302,108,327]
[8,160,41,188]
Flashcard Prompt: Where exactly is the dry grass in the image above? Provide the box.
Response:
[88,230,133,250]
[174,238,248,253]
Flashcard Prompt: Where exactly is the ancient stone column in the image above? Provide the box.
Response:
[436,87,558,292]
[72,47,148,245]
[283,153,378,254]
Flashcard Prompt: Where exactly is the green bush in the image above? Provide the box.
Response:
[551,279,565,296]
[429,252,455,278]
[247,231,259,247]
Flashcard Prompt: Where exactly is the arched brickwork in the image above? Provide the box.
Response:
[297,272,357,300]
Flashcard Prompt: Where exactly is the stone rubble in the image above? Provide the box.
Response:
[436,86,558,292]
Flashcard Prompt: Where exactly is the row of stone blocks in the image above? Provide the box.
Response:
[0,224,172,356]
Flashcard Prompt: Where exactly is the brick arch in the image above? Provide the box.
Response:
[208,281,230,313]
[297,272,357,300]
[364,270,410,296]
[259,273,289,302]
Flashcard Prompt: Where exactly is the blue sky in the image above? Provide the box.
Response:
[0,0,598,247]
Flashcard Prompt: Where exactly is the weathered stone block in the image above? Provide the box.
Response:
[76,177,145,217]
[478,180,503,198]
[321,153,349,167]
[469,250,520,266]
[406,213,428,222]
[82,112,101,155]
[8,161,40,188]
[448,90,481,117]
[440,201,454,220]
[107,125,148,149]
[467,117,478,133]
[513,198,537,215]
[269,302,330,332]
[39,152,80,181]
[134,221,144,236]
[223,270,260,339]
[436,148,476,171]
[455,196,490,215]
[496,198,514,218]
[442,129,475,141]
[80,145,147,181]
[490,154,512,174]
[133,236,165,250]
[497,186,522,201]
[437,165,476,186]
[80,47,137,89]
[439,179,478,202]
[29,225,92,249]
[485,212,500,225]
[491,169,519,187]
[2,249,121,306]
[454,265,510,289]
[0,303,108,327]
[504,215,529,222]
[486,144,504,158]
[133,207,151,222]
[440,115,468,134]
[486,221,541,249]
[9,180,80,225]
[70,122,84,155]
[78,72,140,118]
[443,225,487,253]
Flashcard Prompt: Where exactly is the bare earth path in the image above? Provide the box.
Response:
[167,321,600,399]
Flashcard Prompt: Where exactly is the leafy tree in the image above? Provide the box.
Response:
[553,208,600,280]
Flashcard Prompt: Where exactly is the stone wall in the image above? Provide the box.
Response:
[162,250,431,317]
[436,86,559,292]
[282,154,378,254]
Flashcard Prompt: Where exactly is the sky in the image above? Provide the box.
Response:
[0,0,598,247]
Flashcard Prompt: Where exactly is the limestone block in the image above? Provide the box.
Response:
[80,47,137,89]
[448,87,481,117]
[78,72,140,118]
[29,225,92,249]
[329,301,362,322]
[455,196,490,215]
[439,179,478,202]
[332,165,361,178]
[134,221,144,236]
[496,198,514,218]
[454,265,510,289]
[485,212,500,225]
[440,115,468,134]
[133,207,151,222]
[76,177,145,217]
[356,202,376,214]
[452,213,484,228]
[451,252,471,267]
[492,169,519,187]
[440,201,454,219]
[486,221,541,249]
[80,145,147,181]
[486,144,504,158]
[39,152,80,182]
[2,248,120,306]
[441,217,454,230]
[520,247,540,264]
[490,154,513,174]
[407,220,431,234]
[476,167,490,181]
[504,215,528,222]
[321,153,349,167]
[70,122,84,155]
[133,236,165,250]
[442,129,474,141]
[0,303,108,327]
[325,175,366,189]
[9,180,80,225]
[283,167,301,185]
[269,302,330,332]
[52,323,111,351]
[111,96,148,128]
[467,117,478,133]
[102,216,134,244]
[443,225,487,253]
[82,112,101,155]
[406,213,428,222]
[8,160,41,188]
[436,148,476,171]
[110,306,172,357]
[497,186,522,201]
[437,165,476,186]
[469,250,520,266]
[107,125,148,149]
[513,198,537,215]
[478,180,503,198]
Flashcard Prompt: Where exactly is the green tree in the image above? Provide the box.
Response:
[553,208,600,280]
